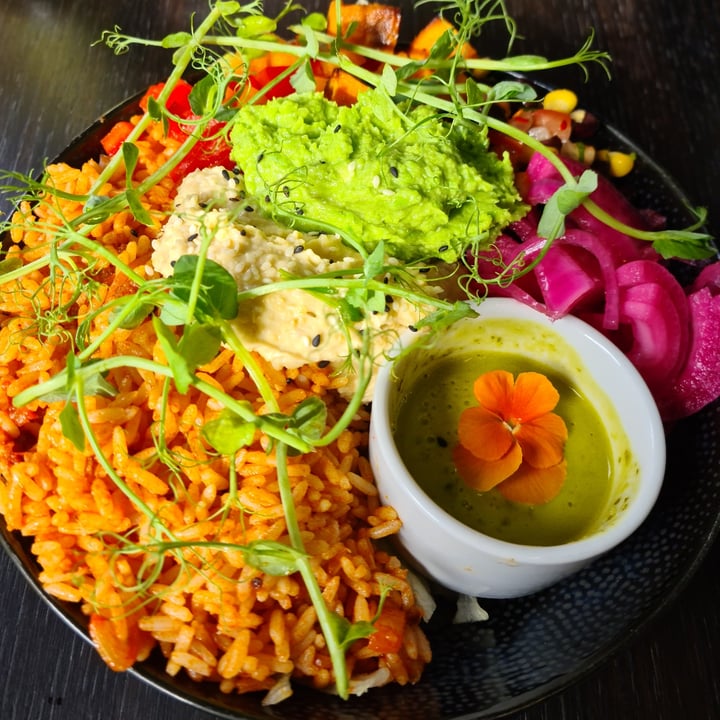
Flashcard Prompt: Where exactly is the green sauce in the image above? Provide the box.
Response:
[393,351,614,546]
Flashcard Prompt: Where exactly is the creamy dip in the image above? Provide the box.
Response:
[152,166,429,399]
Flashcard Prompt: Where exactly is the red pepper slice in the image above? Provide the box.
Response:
[139,79,192,115]
[139,80,234,178]
[139,79,194,139]
[249,65,297,100]
[99,120,135,156]
[100,79,234,180]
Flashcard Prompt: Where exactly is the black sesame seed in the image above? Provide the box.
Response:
[265,194,271,203]
[257,152,264,162]
[383,276,389,284]
[282,185,290,197]
[240,229,247,236]
[198,201,208,209]
[221,168,231,181]
[244,205,254,212]
[419,267,431,273]
[317,360,330,368]
[311,334,321,347]
[296,208,304,216]
[438,244,449,253]
[389,165,399,178]
[232,167,241,175]
[385,294,394,304]
[333,124,341,133]
[293,245,304,254]
[251,576,262,589]
[436,435,448,448]
[187,233,198,242]
[409,325,418,332]
[170,260,176,267]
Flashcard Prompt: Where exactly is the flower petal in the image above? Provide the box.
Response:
[509,371,560,423]
[472,369,515,419]
[514,412,568,468]
[457,406,514,461]
[453,441,523,492]
[496,460,567,505]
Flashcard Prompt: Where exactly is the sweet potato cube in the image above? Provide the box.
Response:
[326,0,402,53]
[325,68,369,105]
[408,16,478,61]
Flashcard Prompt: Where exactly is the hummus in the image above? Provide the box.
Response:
[152,166,430,399]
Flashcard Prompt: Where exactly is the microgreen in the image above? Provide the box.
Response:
[583,200,715,259]
[537,169,599,240]
[167,254,240,322]
[59,353,86,451]
[122,142,155,225]
[201,407,257,454]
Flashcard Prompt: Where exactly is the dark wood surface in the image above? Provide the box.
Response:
[1,1,718,718]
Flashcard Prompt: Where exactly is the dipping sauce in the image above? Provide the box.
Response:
[393,350,614,546]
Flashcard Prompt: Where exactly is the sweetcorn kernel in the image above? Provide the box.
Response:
[543,89,578,114]
[607,150,636,177]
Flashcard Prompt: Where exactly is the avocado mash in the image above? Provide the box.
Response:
[229,88,525,262]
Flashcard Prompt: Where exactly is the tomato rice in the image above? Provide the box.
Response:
[0,117,430,700]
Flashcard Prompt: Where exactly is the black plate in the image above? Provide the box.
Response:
[1,89,719,720]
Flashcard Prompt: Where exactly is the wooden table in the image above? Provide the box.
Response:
[1,1,718,718]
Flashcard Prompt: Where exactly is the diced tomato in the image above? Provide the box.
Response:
[100,120,135,156]
[530,109,573,142]
[508,109,534,132]
[367,602,406,655]
[510,108,573,144]
[168,117,234,181]
[488,128,534,169]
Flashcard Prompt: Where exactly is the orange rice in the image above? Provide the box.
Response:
[0,117,430,700]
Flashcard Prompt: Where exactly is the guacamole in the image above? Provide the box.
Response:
[229,89,525,262]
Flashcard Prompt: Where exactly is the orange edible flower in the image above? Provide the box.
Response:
[453,370,568,505]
